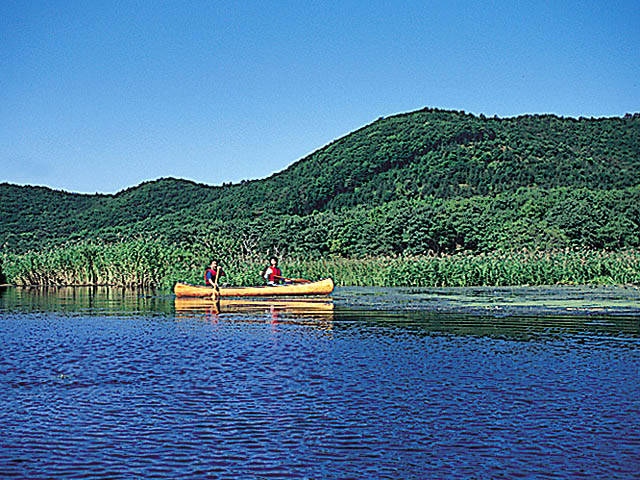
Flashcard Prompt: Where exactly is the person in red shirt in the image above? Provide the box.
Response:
[262,256,282,286]
[204,260,224,288]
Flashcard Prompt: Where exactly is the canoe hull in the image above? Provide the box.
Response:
[174,278,334,298]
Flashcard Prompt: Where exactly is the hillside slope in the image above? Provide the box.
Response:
[1,108,639,254]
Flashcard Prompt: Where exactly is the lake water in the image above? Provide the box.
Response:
[1,286,639,479]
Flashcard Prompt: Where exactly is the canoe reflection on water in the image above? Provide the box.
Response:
[174,297,335,326]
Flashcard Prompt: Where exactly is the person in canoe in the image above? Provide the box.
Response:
[204,260,224,288]
[262,256,283,286]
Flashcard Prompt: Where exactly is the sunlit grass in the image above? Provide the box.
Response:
[286,250,640,287]
[2,240,638,289]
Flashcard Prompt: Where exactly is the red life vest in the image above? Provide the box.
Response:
[204,268,222,285]
[266,266,282,283]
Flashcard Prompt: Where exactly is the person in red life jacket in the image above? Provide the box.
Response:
[204,259,224,287]
[262,256,283,286]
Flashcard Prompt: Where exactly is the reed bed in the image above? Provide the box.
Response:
[2,241,639,289]
[308,250,640,287]
[1,240,185,289]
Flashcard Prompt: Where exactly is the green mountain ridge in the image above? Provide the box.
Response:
[2,108,639,256]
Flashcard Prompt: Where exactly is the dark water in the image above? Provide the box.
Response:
[1,286,639,479]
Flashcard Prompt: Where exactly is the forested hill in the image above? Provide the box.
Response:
[1,108,639,256]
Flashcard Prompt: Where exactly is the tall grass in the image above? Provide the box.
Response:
[308,250,640,287]
[1,240,185,288]
[2,240,639,289]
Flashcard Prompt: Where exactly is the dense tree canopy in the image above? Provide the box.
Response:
[1,108,639,257]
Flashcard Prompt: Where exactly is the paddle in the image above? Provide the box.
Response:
[274,275,311,284]
[213,268,221,296]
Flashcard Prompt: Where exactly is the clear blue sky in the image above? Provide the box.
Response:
[2,0,638,194]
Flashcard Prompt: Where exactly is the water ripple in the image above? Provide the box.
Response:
[1,307,639,478]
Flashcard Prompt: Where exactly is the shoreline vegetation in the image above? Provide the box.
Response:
[1,112,638,291]
[1,240,638,290]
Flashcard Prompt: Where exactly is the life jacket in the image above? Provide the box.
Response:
[265,266,282,283]
[204,268,221,285]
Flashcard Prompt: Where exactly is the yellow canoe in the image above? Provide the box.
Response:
[173,278,334,298]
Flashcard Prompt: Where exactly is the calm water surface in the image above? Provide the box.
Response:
[1,286,639,479]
